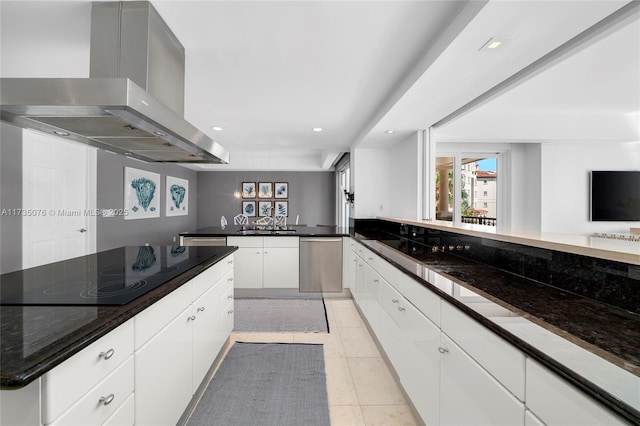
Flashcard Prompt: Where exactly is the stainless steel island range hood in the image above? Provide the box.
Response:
[0,2,229,164]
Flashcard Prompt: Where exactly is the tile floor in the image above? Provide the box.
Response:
[224,298,419,426]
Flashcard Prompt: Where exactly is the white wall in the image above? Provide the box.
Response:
[510,143,542,231]
[389,132,422,219]
[352,148,390,219]
[0,1,91,78]
[540,141,640,235]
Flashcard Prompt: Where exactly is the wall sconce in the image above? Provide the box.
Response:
[343,189,355,205]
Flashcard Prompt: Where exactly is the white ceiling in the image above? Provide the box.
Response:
[2,1,638,170]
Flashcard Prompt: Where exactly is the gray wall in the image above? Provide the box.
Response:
[0,123,23,273]
[197,171,335,228]
[96,151,197,251]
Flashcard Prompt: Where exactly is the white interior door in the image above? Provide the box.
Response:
[22,130,97,268]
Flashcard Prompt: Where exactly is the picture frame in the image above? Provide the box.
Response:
[242,201,256,217]
[258,201,273,217]
[274,182,288,199]
[165,176,189,217]
[274,201,288,217]
[124,167,160,220]
[258,182,273,198]
[241,182,256,198]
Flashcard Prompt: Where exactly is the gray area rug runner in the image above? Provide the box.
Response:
[233,297,329,333]
[187,342,330,426]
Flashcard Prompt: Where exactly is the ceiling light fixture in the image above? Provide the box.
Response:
[53,131,70,136]
[487,41,502,49]
[211,126,223,131]
[312,127,323,132]
[385,130,395,134]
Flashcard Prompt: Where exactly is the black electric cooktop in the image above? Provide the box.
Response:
[0,246,226,306]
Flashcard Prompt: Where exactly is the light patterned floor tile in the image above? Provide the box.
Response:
[338,327,380,358]
[330,405,366,426]
[348,357,407,406]
[292,332,345,358]
[325,356,360,406]
[333,305,366,328]
[361,405,418,426]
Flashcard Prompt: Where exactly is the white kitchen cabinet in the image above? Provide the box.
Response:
[525,359,626,426]
[378,279,403,370]
[227,236,299,289]
[398,296,441,426]
[51,356,134,426]
[364,266,382,335]
[135,256,234,425]
[353,250,365,304]
[103,393,135,426]
[439,334,525,426]
[227,237,263,288]
[135,305,193,426]
[342,237,352,289]
[192,269,235,393]
[525,409,546,426]
[43,319,135,424]
[440,301,526,401]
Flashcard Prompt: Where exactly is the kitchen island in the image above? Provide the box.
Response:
[350,218,639,425]
[0,245,236,425]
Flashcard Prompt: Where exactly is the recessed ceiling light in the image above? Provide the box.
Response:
[312,127,323,132]
[487,41,502,49]
[211,126,223,131]
[53,131,70,136]
[385,130,395,134]
[154,131,166,136]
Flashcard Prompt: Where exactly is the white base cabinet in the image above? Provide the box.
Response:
[439,334,525,425]
[349,240,626,426]
[227,236,299,289]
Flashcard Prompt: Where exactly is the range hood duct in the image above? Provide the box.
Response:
[0,1,229,164]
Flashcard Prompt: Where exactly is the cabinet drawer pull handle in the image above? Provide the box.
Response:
[373,279,379,283]
[264,251,269,254]
[391,299,399,303]
[227,260,233,264]
[197,307,205,312]
[99,349,115,360]
[228,295,234,299]
[228,277,234,282]
[438,347,449,354]
[228,310,234,315]
[188,315,196,321]
[397,306,406,312]
[256,251,261,254]
[368,257,373,261]
[99,394,115,406]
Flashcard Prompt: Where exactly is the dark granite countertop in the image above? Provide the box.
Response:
[352,231,640,424]
[0,245,237,389]
[180,225,350,237]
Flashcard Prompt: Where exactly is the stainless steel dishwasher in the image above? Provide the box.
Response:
[299,237,343,293]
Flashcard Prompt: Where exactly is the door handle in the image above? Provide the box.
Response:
[79,228,87,233]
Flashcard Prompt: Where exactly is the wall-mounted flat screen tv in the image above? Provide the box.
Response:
[590,171,640,221]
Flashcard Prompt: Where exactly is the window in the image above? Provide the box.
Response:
[434,155,499,226]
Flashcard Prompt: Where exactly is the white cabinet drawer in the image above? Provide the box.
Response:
[103,392,134,426]
[134,282,192,350]
[378,257,402,290]
[441,301,525,401]
[526,359,625,426]
[227,236,263,248]
[379,278,403,325]
[402,275,441,327]
[43,320,134,424]
[263,236,299,248]
[50,356,134,426]
[192,256,233,300]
